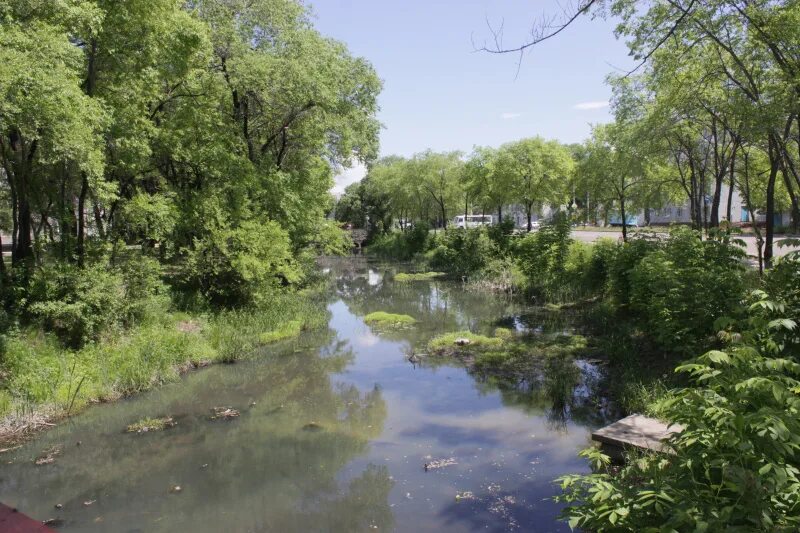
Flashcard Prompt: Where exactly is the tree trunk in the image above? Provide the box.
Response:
[620,196,628,243]
[782,164,800,234]
[726,151,736,224]
[710,173,723,228]
[765,137,779,268]
[526,203,533,232]
[497,205,502,224]
[76,174,88,267]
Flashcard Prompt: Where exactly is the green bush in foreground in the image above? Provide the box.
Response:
[557,291,800,532]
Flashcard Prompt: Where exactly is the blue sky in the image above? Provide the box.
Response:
[310,0,635,193]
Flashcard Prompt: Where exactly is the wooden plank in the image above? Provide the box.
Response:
[592,414,682,454]
[0,503,55,532]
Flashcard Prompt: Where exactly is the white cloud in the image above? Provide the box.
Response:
[574,100,609,110]
[331,162,367,196]
[501,112,522,120]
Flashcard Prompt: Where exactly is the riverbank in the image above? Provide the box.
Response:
[0,288,329,446]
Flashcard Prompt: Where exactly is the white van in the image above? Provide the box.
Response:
[453,215,493,229]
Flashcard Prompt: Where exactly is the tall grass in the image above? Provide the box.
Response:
[0,292,328,440]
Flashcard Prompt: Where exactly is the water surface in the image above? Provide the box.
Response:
[0,258,609,532]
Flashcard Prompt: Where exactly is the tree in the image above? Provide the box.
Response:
[495,137,573,231]
[413,151,464,229]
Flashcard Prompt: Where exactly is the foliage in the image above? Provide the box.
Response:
[181,219,301,308]
[368,223,431,261]
[558,293,800,532]
[426,228,498,278]
[22,258,168,348]
[363,312,416,327]
[628,228,747,354]
[513,212,574,299]
[427,331,505,354]
[0,290,326,422]
[305,221,353,256]
[393,272,445,282]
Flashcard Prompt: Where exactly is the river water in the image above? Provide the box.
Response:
[0,258,611,532]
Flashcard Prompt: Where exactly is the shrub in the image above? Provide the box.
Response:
[513,212,573,299]
[426,228,497,278]
[181,219,302,308]
[557,296,800,531]
[628,227,746,354]
[26,263,126,347]
[306,220,353,256]
[486,217,516,252]
[368,222,431,260]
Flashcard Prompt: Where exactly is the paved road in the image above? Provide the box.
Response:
[572,230,799,260]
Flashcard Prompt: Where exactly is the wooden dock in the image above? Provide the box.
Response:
[592,414,682,459]
[0,503,55,532]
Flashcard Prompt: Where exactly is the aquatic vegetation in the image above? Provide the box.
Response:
[394,272,445,282]
[363,312,416,327]
[427,331,505,354]
[259,320,303,344]
[126,416,176,434]
[493,327,514,341]
[210,407,240,420]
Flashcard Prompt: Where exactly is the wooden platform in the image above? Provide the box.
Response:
[592,414,683,458]
[0,503,54,532]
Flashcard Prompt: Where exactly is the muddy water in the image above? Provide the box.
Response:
[0,258,610,532]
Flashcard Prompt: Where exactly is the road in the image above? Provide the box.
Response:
[571,229,799,260]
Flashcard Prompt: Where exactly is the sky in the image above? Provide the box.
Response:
[309,0,636,194]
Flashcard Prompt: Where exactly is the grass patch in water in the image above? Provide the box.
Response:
[126,416,176,433]
[427,331,505,354]
[258,319,303,344]
[394,272,445,282]
[363,312,416,327]
[472,334,589,375]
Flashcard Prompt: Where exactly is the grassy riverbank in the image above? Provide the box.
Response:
[0,286,328,445]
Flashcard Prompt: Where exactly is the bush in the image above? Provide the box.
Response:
[628,228,746,354]
[426,228,497,278]
[486,217,516,252]
[306,220,353,256]
[513,212,573,299]
[368,222,431,260]
[557,294,800,531]
[181,219,302,308]
[26,263,127,347]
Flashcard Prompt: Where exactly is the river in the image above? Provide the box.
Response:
[0,258,612,532]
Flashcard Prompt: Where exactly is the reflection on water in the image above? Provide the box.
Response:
[0,257,609,532]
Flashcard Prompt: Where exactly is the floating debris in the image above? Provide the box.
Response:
[424,457,457,471]
[34,446,61,466]
[169,485,182,494]
[455,491,475,501]
[83,500,96,507]
[126,416,176,434]
[210,407,240,420]
[43,518,65,527]
[54,503,63,510]
[302,422,323,432]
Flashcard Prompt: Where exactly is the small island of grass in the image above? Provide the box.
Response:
[126,416,176,434]
[363,312,416,327]
[427,331,505,354]
[394,272,446,282]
